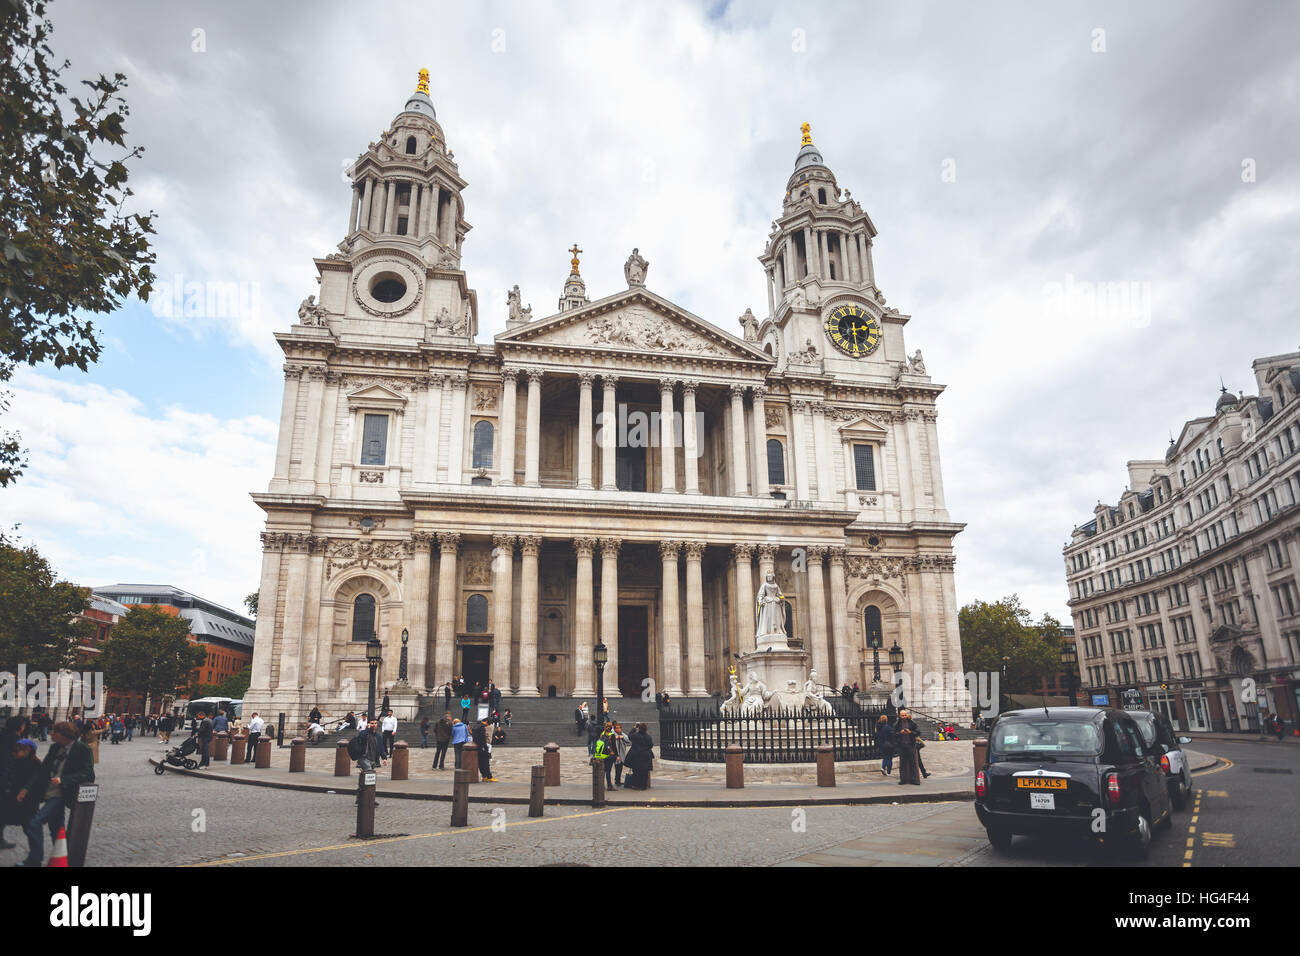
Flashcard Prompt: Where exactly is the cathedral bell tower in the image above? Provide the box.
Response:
[755,124,902,378]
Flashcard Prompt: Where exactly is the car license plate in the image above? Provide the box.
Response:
[1029,792,1055,810]
[1016,778,1067,790]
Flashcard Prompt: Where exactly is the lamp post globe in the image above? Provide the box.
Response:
[888,642,905,709]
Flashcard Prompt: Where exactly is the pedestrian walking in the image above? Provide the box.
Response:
[381,711,398,757]
[874,714,897,776]
[894,710,923,785]
[159,713,173,744]
[420,715,431,748]
[472,718,497,782]
[433,711,453,769]
[19,721,94,866]
[450,717,469,769]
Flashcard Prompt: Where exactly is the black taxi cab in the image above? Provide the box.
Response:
[975,707,1173,858]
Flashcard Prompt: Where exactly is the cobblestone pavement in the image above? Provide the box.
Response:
[0,737,964,867]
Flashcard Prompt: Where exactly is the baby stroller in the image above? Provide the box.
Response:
[154,735,200,774]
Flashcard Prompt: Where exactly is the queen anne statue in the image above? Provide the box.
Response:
[754,572,788,650]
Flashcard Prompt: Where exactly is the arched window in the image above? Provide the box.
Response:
[352,594,376,643]
[472,420,494,469]
[405,136,417,154]
[864,605,883,649]
[466,594,488,633]
[817,187,827,204]
[766,438,786,486]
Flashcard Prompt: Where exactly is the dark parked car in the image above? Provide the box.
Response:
[975,707,1173,858]
[1128,710,1194,810]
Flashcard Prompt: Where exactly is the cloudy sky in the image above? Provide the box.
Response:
[2,0,1298,621]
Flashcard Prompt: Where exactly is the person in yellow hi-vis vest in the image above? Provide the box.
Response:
[593,722,615,790]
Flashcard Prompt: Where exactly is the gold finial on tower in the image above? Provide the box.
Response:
[800,122,812,147]
[568,243,583,275]
[416,68,430,95]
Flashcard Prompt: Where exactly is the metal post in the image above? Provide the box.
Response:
[354,768,376,838]
[450,768,469,827]
[591,756,606,807]
[529,765,545,817]
[276,712,286,747]
[67,783,98,867]
[543,742,560,786]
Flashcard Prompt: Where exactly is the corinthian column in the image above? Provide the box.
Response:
[729,385,749,496]
[432,532,461,685]
[359,177,374,231]
[572,537,597,696]
[247,533,283,701]
[805,545,830,681]
[600,538,621,696]
[407,532,435,688]
[681,381,700,494]
[659,540,683,696]
[383,179,397,234]
[577,372,595,489]
[600,375,618,490]
[659,378,677,493]
[498,368,518,485]
[733,544,756,654]
[517,535,542,696]
[751,386,769,497]
[272,365,304,482]
[827,547,851,687]
[491,534,515,690]
[684,541,707,696]
[524,369,543,487]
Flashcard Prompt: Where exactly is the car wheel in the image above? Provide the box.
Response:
[154,763,166,775]
[1170,772,1189,811]
[986,827,1013,852]
[1126,805,1153,860]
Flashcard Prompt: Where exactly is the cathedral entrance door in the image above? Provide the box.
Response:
[617,605,649,698]
[462,645,490,696]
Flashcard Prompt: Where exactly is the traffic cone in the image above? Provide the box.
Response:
[47,827,68,867]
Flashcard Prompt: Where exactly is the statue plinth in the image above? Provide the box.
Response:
[736,647,808,706]
[384,684,420,721]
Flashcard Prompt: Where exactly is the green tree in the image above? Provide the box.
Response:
[0,530,90,671]
[98,606,206,706]
[196,665,250,701]
[959,595,1066,700]
[243,591,258,617]
[0,0,155,486]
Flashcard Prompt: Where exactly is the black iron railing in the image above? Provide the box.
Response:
[659,703,890,763]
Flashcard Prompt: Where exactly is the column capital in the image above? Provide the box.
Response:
[519,534,543,555]
[756,543,778,561]
[500,367,520,385]
[283,363,307,381]
[578,371,596,388]
[436,531,462,554]
[806,544,830,560]
[602,374,619,390]
[791,399,811,413]
[827,546,848,566]
[491,533,516,554]
[680,379,699,396]
[599,537,622,558]
[574,536,598,557]
[410,530,438,547]
[659,540,683,561]
[732,543,755,561]
[729,383,747,400]
[444,372,469,389]
[426,372,447,388]
[658,377,677,395]
[684,541,707,561]
[525,368,545,384]
[305,365,327,382]
[750,384,768,400]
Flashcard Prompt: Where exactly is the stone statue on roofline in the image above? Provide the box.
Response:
[624,247,649,287]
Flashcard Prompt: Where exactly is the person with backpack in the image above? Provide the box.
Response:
[593,722,615,789]
[471,718,497,782]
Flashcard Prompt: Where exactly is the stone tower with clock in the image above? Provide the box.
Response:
[247,73,969,728]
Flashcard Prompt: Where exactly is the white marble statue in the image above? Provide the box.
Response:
[720,672,742,715]
[624,247,649,287]
[740,671,769,715]
[802,670,836,715]
[754,572,787,647]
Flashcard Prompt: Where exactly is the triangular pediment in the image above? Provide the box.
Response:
[496,288,773,364]
[346,383,407,411]
[838,414,890,441]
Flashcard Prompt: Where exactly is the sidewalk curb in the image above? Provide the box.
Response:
[148,758,975,808]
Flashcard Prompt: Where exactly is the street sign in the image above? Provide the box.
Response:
[1121,687,1143,710]
[76,785,98,803]
[363,772,376,786]
[1091,693,1110,706]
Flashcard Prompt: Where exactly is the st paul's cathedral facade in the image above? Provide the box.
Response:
[245,72,968,721]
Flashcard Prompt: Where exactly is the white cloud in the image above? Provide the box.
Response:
[0,369,276,614]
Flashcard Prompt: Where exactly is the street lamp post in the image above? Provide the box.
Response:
[888,641,905,712]
[366,638,382,724]
[398,628,409,683]
[593,642,608,726]
[1061,643,1079,707]
[1000,655,1011,714]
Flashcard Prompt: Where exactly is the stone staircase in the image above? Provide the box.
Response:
[393,695,667,751]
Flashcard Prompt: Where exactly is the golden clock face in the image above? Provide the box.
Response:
[824,304,881,357]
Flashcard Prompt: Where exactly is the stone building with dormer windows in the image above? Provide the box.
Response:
[244,74,967,723]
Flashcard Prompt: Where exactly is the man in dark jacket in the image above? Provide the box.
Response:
[355,718,386,772]
[432,711,453,769]
[195,711,214,768]
[471,718,496,782]
[0,716,30,849]
[21,721,94,866]
[2,739,47,846]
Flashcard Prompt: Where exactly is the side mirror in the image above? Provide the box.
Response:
[1177,736,1192,745]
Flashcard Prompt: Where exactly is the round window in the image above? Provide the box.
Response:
[371,274,407,303]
